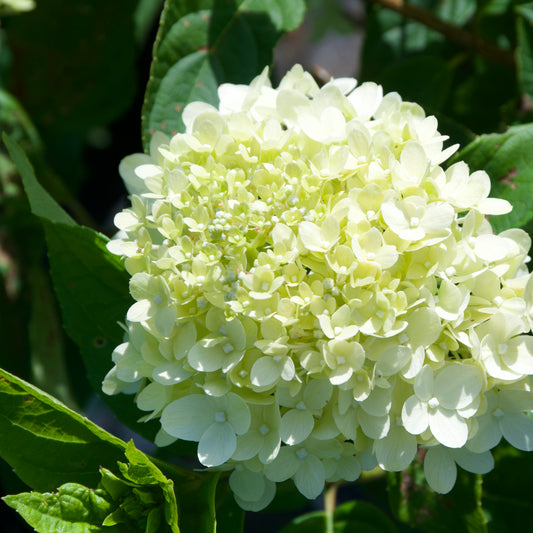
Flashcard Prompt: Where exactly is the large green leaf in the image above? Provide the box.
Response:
[0,367,125,491]
[388,455,486,533]
[0,367,219,532]
[3,134,220,533]
[141,0,306,149]
[2,132,74,226]
[453,124,533,232]
[2,132,162,441]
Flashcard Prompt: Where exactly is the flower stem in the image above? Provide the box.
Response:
[363,0,514,68]
[324,482,339,533]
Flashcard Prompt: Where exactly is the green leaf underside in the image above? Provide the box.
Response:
[454,124,533,232]
[278,500,398,533]
[387,458,486,533]
[141,0,306,149]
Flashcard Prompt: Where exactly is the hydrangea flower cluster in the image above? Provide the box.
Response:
[103,65,533,511]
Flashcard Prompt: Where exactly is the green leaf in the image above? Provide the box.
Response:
[3,441,186,533]
[41,222,164,442]
[3,483,113,533]
[453,124,533,232]
[120,442,179,532]
[28,265,78,409]
[0,367,125,491]
[516,4,533,101]
[2,132,74,226]
[3,133,162,442]
[387,455,486,533]
[141,0,306,149]
[0,367,216,532]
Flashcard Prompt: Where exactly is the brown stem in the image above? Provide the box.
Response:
[364,0,515,68]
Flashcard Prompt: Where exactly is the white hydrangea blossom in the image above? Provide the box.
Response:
[104,64,533,510]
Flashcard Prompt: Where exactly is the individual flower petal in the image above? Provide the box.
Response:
[499,412,533,451]
[264,447,299,482]
[160,395,214,441]
[294,454,326,500]
[232,473,276,512]
[198,421,237,467]
[501,336,533,375]
[429,408,468,448]
[280,409,314,445]
[402,395,429,435]
[433,364,483,410]
[452,448,494,474]
[424,446,457,494]
[374,426,418,471]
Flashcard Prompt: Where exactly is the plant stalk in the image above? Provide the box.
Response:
[324,482,339,533]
